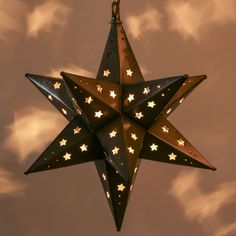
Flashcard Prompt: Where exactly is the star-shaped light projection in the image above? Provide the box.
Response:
[25,0,216,232]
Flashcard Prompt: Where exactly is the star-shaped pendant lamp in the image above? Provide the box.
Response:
[25,0,216,231]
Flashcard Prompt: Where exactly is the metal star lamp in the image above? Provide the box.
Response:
[25,0,216,231]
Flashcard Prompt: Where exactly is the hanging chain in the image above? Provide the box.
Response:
[112,0,121,20]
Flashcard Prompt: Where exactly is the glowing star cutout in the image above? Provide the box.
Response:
[80,144,88,152]
[112,147,120,155]
[102,173,107,181]
[131,133,138,141]
[96,85,103,93]
[135,112,144,119]
[106,191,110,199]
[62,109,67,115]
[109,130,117,138]
[177,139,185,146]
[59,139,67,146]
[169,153,177,161]
[95,111,103,118]
[48,95,53,101]
[128,147,134,154]
[143,87,150,95]
[73,127,81,134]
[148,101,156,108]
[63,153,71,161]
[110,90,117,99]
[162,125,169,133]
[53,82,61,89]
[117,183,126,192]
[85,96,93,104]
[126,69,133,77]
[127,94,134,102]
[103,69,111,77]
[150,143,158,151]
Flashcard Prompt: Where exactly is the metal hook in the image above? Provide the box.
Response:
[112,0,121,21]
